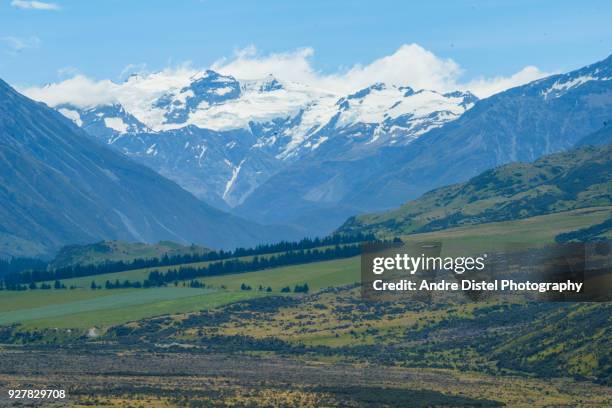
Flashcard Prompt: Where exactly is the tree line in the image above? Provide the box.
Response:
[141,244,361,287]
[0,257,47,278]
[1,233,375,288]
[54,245,358,292]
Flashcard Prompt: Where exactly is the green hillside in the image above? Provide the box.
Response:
[338,144,612,237]
[49,240,211,269]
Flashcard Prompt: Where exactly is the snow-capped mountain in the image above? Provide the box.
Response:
[233,54,612,236]
[56,71,477,208]
[154,70,242,125]
[49,55,612,236]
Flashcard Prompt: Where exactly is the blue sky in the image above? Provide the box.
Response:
[1,0,611,91]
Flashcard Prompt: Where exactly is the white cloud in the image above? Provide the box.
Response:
[2,36,41,53]
[11,0,60,10]
[23,75,120,108]
[211,43,549,97]
[21,43,552,110]
[21,65,198,112]
[211,46,320,86]
[462,66,551,97]
[210,44,464,95]
[324,44,463,94]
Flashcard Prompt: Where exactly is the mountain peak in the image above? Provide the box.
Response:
[346,83,387,100]
[399,86,415,96]
[442,90,479,108]
[152,70,241,125]
[258,75,284,92]
[193,69,237,83]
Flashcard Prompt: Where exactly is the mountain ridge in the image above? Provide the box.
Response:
[336,143,612,237]
[51,74,477,208]
[0,79,295,258]
[238,54,612,235]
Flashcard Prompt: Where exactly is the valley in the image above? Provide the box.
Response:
[0,188,609,407]
[0,33,610,407]
[1,207,608,332]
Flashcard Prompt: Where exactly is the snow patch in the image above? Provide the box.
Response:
[335,86,467,127]
[197,145,207,166]
[223,159,246,200]
[211,86,234,96]
[542,75,611,99]
[104,117,129,133]
[146,143,158,156]
[58,108,83,127]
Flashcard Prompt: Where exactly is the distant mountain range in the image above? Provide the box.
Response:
[0,79,294,259]
[236,55,612,234]
[337,143,612,237]
[50,55,612,236]
[53,71,477,211]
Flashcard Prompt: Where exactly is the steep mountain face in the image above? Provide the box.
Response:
[576,122,612,147]
[237,55,612,234]
[55,72,477,208]
[336,144,612,237]
[91,125,282,210]
[0,79,293,258]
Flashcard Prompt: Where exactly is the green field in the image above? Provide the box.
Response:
[201,256,359,291]
[0,287,275,329]
[1,207,607,331]
[44,245,349,289]
[1,256,360,329]
[0,287,208,326]
[3,289,267,329]
[401,206,610,254]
